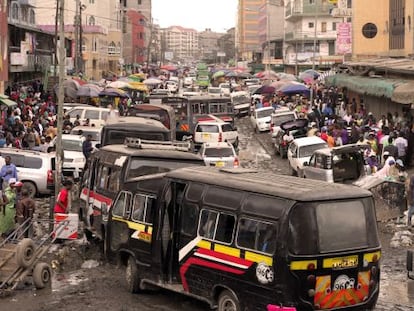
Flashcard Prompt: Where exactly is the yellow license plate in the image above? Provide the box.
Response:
[215,161,225,167]
[202,133,211,139]
[324,255,358,269]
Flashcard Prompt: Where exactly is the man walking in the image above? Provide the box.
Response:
[16,187,36,237]
[0,156,18,189]
[82,134,93,159]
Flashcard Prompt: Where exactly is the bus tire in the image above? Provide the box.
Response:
[16,238,36,268]
[218,290,240,311]
[126,256,141,293]
[33,262,52,289]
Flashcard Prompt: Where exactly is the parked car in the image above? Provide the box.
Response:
[199,142,239,168]
[194,120,239,150]
[270,108,297,137]
[273,118,308,158]
[183,77,195,87]
[0,148,55,197]
[251,107,274,133]
[302,144,368,183]
[52,135,87,177]
[243,78,261,86]
[66,106,118,127]
[287,136,328,177]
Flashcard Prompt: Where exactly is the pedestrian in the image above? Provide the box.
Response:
[0,179,16,237]
[82,134,93,159]
[394,131,408,164]
[407,175,414,226]
[54,180,73,214]
[15,187,36,238]
[0,156,18,190]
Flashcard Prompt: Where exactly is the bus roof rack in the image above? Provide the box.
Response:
[125,137,191,152]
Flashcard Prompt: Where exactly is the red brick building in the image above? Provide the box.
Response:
[123,9,147,69]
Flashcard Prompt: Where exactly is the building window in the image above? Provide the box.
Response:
[321,22,327,32]
[309,0,315,4]
[332,22,336,31]
[139,18,145,25]
[88,16,95,26]
[89,0,95,4]
[108,41,116,55]
[29,9,35,24]
[11,2,19,20]
[138,0,142,4]
[139,32,144,39]
[82,39,87,51]
[308,22,314,28]
[362,23,378,39]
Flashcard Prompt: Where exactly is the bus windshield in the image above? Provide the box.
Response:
[288,198,379,255]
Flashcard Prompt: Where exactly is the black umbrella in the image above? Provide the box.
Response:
[253,85,276,95]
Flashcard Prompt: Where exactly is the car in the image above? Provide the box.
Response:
[0,148,55,197]
[243,78,261,86]
[150,89,172,96]
[270,108,297,137]
[183,77,195,87]
[199,142,239,168]
[218,83,239,96]
[251,106,274,133]
[230,91,251,117]
[193,120,239,150]
[302,144,368,183]
[207,87,223,97]
[165,80,179,93]
[52,135,88,177]
[66,106,118,127]
[70,126,102,148]
[247,84,261,95]
[287,136,328,177]
[273,119,308,158]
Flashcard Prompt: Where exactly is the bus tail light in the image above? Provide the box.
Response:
[307,263,316,271]
[218,132,223,142]
[233,158,239,168]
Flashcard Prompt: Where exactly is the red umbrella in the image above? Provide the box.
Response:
[253,85,276,95]
[160,65,177,71]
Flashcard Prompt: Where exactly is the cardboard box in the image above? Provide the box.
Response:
[54,213,79,240]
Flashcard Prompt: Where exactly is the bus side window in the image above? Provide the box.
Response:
[198,209,236,244]
[108,167,121,192]
[181,203,199,236]
[198,210,218,240]
[132,194,155,225]
[112,191,131,218]
[237,218,277,255]
[98,165,110,189]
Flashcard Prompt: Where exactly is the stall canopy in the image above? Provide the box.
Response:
[0,94,18,107]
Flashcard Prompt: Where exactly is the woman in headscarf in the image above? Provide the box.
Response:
[0,178,16,236]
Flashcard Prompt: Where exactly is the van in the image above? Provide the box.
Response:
[230,91,250,117]
[107,167,380,311]
[67,106,119,127]
[302,144,368,183]
[80,138,205,239]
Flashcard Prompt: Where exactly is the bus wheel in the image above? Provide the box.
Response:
[218,290,240,311]
[126,256,141,293]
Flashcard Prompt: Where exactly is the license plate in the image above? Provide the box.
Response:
[327,255,358,269]
[215,161,225,167]
[202,134,211,139]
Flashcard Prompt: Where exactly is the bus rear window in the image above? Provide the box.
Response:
[289,199,378,255]
[316,201,368,252]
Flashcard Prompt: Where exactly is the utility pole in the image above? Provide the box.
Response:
[56,0,65,195]
[146,19,153,73]
[74,0,79,73]
[53,0,59,86]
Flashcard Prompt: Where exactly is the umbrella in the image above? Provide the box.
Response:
[237,72,252,78]
[212,70,226,79]
[128,73,146,82]
[108,80,131,89]
[253,85,276,95]
[76,84,102,97]
[270,80,290,90]
[127,82,148,92]
[71,77,87,86]
[225,71,237,78]
[143,78,162,85]
[278,83,310,96]
[277,73,297,81]
[99,88,129,97]
[0,94,18,107]
[158,75,167,80]
[57,79,79,99]
[160,65,177,71]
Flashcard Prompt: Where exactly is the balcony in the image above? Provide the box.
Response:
[9,53,52,73]
[285,0,334,20]
[284,31,337,42]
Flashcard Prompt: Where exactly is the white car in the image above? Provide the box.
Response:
[66,106,118,127]
[287,136,328,177]
[165,80,179,93]
[53,135,88,177]
[184,77,195,87]
[251,107,274,133]
[270,108,297,138]
[199,142,239,168]
[194,120,239,150]
[207,87,223,97]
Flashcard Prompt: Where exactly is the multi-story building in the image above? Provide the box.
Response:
[8,0,55,85]
[353,0,414,59]
[217,28,236,64]
[284,0,343,73]
[237,0,264,62]
[199,28,223,63]
[162,26,199,62]
[36,0,123,80]
[0,0,8,93]
[121,0,151,71]
[259,0,284,66]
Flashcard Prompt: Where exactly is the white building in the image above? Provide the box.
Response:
[284,0,344,73]
[162,26,199,62]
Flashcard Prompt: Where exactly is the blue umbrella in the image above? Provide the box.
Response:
[279,83,310,96]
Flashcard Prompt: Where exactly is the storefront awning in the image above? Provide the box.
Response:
[326,74,402,99]
[391,82,414,104]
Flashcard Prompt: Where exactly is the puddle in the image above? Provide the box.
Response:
[52,270,88,292]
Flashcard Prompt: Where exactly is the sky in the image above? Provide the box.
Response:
[152,0,238,32]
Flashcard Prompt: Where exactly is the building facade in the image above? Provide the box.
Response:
[217,28,236,64]
[284,0,343,73]
[36,0,123,80]
[199,28,223,63]
[352,0,414,59]
[162,26,199,62]
[237,0,264,62]
[0,0,8,93]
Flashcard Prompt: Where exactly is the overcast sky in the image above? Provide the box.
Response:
[152,0,238,32]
